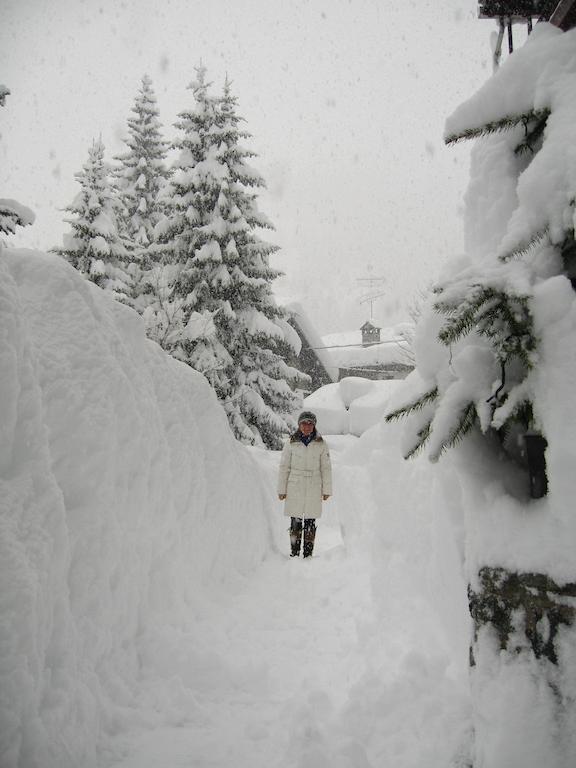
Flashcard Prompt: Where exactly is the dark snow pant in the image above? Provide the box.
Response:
[290,517,316,558]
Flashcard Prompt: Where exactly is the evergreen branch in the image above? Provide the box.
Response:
[433,284,490,315]
[498,226,549,262]
[429,402,477,462]
[436,287,497,346]
[403,419,433,460]
[385,387,438,422]
[433,297,467,316]
[437,309,477,345]
[514,110,549,156]
[511,399,533,430]
[445,109,550,146]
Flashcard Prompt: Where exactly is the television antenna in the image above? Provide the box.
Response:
[357,268,386,321]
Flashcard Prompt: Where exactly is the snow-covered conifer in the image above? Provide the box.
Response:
[114,75,170,309]
[0,86,35,237]
[155,68,305,447]
[386,24,576,765]
[386,27,576,462]
[53,139,130,302]
[0,198,35,237]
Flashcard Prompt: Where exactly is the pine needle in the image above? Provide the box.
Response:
[498,226,549,262]
[385,387,438,422]
[403,420,433,460]
[429,402,477,462]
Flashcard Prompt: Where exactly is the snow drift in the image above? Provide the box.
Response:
[303,377,404,437]
[0,247,272,768]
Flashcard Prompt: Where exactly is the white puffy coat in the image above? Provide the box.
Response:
[277,434,332,519]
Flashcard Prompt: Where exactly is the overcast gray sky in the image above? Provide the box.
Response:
[2,0,493,333]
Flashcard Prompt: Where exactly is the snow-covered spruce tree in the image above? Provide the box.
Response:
[113,75,170,310]
[386,23,576,766]
[0,85,35,237]
[155,68,305,448]
[385,24,571,463]
[53,139,130,302]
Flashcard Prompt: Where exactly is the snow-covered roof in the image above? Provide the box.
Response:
[322,325,412,369]
[277,298,338,382]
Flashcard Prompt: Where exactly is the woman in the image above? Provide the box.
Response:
[277,411,332,558]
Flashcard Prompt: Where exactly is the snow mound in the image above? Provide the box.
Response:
[303,377,404,436]
[0,248,271,768]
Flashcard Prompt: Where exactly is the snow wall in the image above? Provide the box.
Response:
[0,248,273,768]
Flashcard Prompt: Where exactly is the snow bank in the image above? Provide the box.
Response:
[0,247,271,768]
[348,380,404,437]
[302,382,349,435]
[303,377,404,436]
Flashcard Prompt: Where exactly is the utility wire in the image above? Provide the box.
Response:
[310,338,407,351]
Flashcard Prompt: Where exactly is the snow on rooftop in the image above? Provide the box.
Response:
[277,297,338,381]
[322,325,412,369]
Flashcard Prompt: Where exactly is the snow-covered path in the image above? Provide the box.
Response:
[112,555,369,768]
[109,443,470,768]
[110,449,375,768]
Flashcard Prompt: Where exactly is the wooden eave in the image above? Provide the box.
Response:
[549,0,576,29]
[478,0,576,27]
[478,1,557,20]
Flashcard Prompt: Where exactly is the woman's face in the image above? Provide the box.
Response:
[299,420,315,435]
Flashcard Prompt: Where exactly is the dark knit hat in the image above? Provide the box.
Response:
[297,411,317,425]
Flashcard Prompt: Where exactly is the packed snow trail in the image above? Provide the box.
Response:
[108,450,370,767]
[109,444,471,768]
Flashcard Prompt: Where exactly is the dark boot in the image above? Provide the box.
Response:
[303,520,316,558]
[289,518,302,557]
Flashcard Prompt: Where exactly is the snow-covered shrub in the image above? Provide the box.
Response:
[0,198,35,237]
[0,86,35,237]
